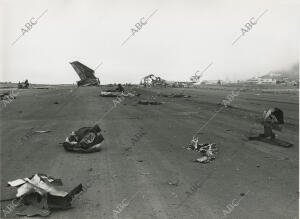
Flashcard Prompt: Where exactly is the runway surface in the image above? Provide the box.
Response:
[1,85,298,219]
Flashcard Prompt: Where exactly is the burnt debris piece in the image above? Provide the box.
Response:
[6,173,82,217]
[185,138,218,163]
[63,124,104,153]
[70,61,100,87]
[138,100,162,105]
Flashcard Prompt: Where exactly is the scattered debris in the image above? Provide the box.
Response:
[186,137,218,163]
[122,92,139,97]
[168,180,179,186]
[140,74,167,87]
[105,84,125,92]
[100,91,139,97]
[18,80,29,89]
[138,100,162,105]
[158,93,191,98]
[115,84,124,92]
[0,92,17,100]
[34,130,51,134]
[100,91,119,97]
[0,90,19,109]
[7,173,82,217]
[62,124,104,153]
[195,156,209,163]
[116,84,125,92]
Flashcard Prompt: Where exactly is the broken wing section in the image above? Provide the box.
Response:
[70,61,100,86]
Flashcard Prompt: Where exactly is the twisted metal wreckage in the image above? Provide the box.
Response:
[70,61,100,87]
[4,174,82,217]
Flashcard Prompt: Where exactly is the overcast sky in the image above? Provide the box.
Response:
[1,0,299,84]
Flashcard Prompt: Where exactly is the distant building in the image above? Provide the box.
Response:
[246,77,260,84]
[246,77,276,84]
[259,78,276,84]
[268,72,282,77]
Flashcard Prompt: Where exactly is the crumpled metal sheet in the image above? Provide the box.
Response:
[9,174,66,198]
[7,174,83,217]
[8,173,61,187]
[8,178,26,187]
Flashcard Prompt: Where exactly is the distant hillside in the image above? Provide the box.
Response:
[262,63,299,81]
